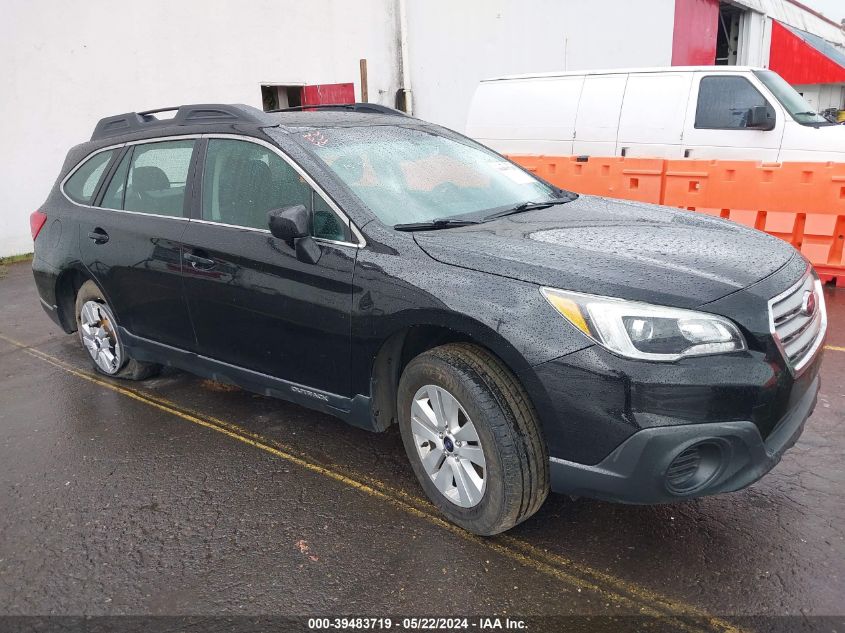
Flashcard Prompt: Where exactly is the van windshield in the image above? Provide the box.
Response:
[299,125,560,226]
[753,70,833,126]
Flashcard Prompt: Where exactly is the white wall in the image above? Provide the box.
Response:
[4,0,842,257]
[0,0,399,257]
[404,0,677,132]
[794,83,845,110]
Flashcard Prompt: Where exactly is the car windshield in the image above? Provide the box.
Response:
[753,70,832,126]
[299,125,559,226]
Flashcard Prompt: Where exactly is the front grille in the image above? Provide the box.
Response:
[769,272,827,372]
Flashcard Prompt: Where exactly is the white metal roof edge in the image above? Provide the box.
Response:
[481,66,768,82]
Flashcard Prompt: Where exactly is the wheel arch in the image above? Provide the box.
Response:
[365,312,536,433]
[54,265,97,333]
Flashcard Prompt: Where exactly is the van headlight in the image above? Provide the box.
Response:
[540,287,746,361]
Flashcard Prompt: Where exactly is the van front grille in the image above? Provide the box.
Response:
[768,272,827,372]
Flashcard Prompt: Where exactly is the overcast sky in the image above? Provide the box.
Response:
[804,0,845,23]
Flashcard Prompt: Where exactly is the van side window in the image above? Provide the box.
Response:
[64,150,115,204]
[202,138,349,241]
[695,76,773,130]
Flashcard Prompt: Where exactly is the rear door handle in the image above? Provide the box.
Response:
[184,252,216,270]
[87,228,109,244]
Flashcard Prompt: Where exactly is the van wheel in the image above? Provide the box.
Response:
[397,343,549,535]
[74,280,160,380]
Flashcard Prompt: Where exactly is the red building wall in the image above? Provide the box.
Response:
[672,0,720,66]
[769,21,845,84]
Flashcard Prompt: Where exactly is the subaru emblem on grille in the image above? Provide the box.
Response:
[801,290,817,317]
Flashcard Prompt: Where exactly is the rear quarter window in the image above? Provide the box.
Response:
[64,150,115,204]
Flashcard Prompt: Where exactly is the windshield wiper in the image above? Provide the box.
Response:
[393,218,481,231]
[483,197,574,222]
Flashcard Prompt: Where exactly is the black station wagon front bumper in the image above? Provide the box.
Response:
[547,372,817,503]
[535,334,823,504]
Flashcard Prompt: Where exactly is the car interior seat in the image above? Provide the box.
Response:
[127,166,171,213]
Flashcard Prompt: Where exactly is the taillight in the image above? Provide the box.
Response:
[30,210,47,240]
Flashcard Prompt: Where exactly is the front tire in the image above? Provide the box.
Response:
[397,343,549,535]
[74,280,160,380]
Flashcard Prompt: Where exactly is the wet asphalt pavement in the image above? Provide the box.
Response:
[0,259,843,633]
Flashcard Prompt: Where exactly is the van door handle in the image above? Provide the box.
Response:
[87,228,109,244]
[184,252,216,270]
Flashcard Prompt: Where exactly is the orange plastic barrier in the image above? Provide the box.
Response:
[512,155,664,204]
[509,155,845,286]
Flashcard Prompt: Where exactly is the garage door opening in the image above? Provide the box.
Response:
[261,84,304,112]
[716,2,746,65]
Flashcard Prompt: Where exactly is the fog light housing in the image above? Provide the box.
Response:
[665,442,723,494]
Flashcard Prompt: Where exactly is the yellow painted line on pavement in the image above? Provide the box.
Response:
[0,333,746,633]
[824,345,845,352]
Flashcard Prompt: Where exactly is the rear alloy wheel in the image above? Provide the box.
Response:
[74,280,161,380]
[79,300,123,375]
[398,343,549,535]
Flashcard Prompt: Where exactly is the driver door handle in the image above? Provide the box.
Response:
[87,228,109,244]
[184,252,216,270]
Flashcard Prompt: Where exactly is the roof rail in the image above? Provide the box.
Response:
[269,102,408,116]
[91,104,277,141]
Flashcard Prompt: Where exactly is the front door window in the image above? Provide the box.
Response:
[201,138,348,242]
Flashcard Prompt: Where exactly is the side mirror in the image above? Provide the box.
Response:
[267,204,322,265]
[747,105,775,131]
[268,205,310,241]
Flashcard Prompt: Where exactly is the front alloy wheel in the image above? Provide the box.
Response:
[398,343,549,535]
[411,384,487,508]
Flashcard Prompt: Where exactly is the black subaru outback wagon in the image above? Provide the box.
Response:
[31,103,826,535]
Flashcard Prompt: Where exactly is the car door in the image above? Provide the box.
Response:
[77,137,198,350]
[680,73,784,160]
[616,72,692,158]
[180,135,358,397]
[573,73,627,157]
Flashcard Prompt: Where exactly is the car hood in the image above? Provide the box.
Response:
[781,119,845,157]
[413,196,798,309]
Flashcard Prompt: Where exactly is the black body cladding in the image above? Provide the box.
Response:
[32,103,823,505]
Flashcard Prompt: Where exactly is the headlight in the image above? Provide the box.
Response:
[540,287,746,361]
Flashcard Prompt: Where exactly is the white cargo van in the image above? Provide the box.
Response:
[466,66,845,163]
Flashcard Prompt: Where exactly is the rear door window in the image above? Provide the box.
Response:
[65,150,115,204]
[99,140,194,216]
[125,140,194,216]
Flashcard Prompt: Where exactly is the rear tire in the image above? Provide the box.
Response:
[74,280,161,380]
[397,343,549,535]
